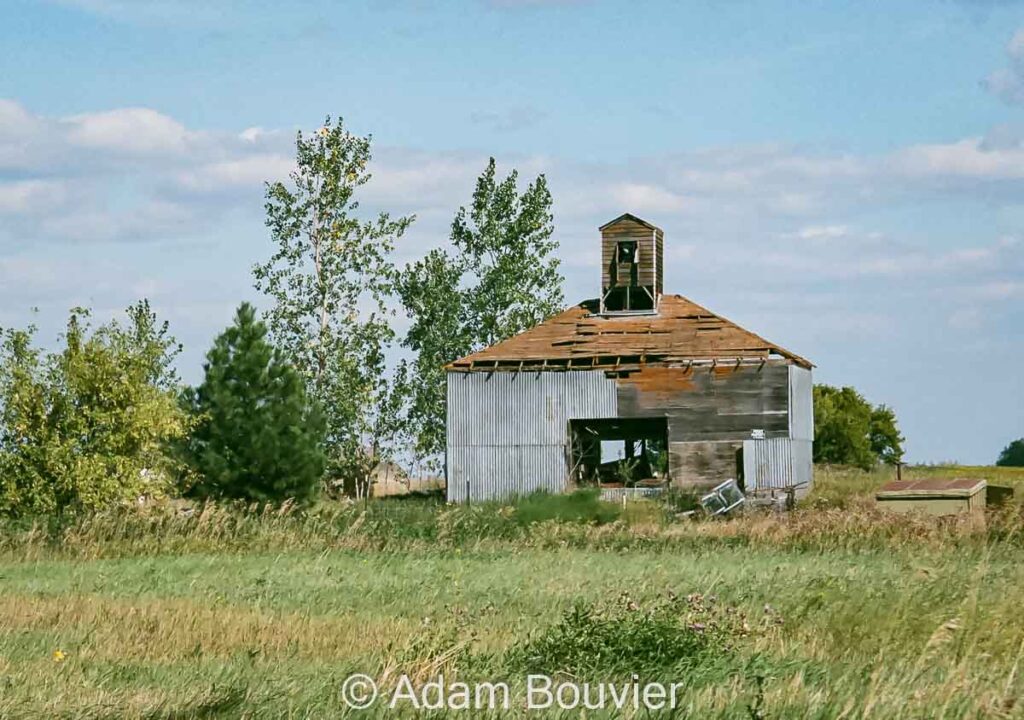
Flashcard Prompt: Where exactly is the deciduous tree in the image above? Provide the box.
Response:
[0,302,192,515]
[997,438,1024,467]
[813,384,904,470]
[399,158,563,465]
[254,117,413,494]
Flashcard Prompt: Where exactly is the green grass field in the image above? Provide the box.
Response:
[4,465,1024,718]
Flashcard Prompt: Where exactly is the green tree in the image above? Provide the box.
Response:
[813,384,905,470]
[398,158,563,465]
[997,439,1024,467]
[185,303,324,504]
[0,302,192,515]
[253,116,412,494]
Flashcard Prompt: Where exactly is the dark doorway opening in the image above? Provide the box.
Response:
[570,417,669,488]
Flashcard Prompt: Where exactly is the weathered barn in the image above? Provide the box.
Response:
[445,213,814,502]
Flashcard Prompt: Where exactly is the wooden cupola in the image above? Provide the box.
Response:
[598,213,664,313]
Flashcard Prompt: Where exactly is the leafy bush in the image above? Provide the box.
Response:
[506,592,780,678]
[663,487,702,514]
[512,489,621,526]
[0,302,192,516]
[997,439,1024,467]
[814,384,904,469]
[184,303,325,505]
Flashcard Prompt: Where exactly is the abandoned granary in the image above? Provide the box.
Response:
[445,213,814,503]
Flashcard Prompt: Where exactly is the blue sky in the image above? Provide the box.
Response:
[2,0,1023,463]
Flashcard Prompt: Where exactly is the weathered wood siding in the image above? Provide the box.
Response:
[601,217,659,293]
[669,441,742,489]
[655,228,664,298]
[613,362,790,488]
[615,363,789,441]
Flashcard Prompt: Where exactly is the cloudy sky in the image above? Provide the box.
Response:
[2,0,1023,463]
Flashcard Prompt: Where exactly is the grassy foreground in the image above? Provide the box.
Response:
[3,465,1024,718]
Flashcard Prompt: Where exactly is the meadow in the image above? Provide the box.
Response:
[4,464,1024,718]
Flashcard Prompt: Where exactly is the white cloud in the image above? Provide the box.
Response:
[0,180,69,216]
[177,154,295,192]
[984,28,1024,105]
[65,107,193,155]
[611,183,689,213]
[894,137,1024,178]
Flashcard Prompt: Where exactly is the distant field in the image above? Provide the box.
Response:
[4,465,1024,718]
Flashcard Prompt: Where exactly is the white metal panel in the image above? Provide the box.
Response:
[743,437,814,495]
[446,370,618,502]
[788,365,814,441]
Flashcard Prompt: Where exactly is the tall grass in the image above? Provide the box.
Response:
[2,466,1022,561]
[3,465,1024,717]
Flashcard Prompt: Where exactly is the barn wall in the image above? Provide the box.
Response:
[669,441,742,489]
[743,438,813,496]
[615,363,790,442]
[446,370,617,502]
[788,365,814,441]
[447,360,811,501]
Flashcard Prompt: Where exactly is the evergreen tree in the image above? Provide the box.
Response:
[185,303,325,504]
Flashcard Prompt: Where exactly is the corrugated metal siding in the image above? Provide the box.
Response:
[743,438,813,495]
[791,439,813,492]
[446,371,618,502]
[788,366,814,441]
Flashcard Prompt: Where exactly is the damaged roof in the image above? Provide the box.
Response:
[448,294,812,371]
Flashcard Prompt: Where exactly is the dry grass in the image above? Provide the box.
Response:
[3,464,1024,717]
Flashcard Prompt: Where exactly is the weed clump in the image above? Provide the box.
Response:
[512,489,621,527]
[506,591,781,679]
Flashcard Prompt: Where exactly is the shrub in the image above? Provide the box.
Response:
[506,592,779,678]
[184,303,325,505]
[0,302,192,516]
[512,489,621,526]
[814,385,904,469]
[997,439,1024,468]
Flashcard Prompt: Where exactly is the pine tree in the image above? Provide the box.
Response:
[185,303,325,504]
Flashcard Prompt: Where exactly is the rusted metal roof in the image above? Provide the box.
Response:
[447,294,813,371]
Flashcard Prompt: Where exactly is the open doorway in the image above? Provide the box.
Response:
[569,417,669,488]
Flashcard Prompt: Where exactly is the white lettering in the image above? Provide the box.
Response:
[670,682,685,709]
[556,681,580,709]
[580,683,605,710]
[527,675,553,709]
[476,682,510,710]
[389,675,418,709]
[447,681,470,710]
[643,683,667,710]
[421,676,444,710]
[608,681,630,709]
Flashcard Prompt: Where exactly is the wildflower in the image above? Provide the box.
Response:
[53,649,66,663]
